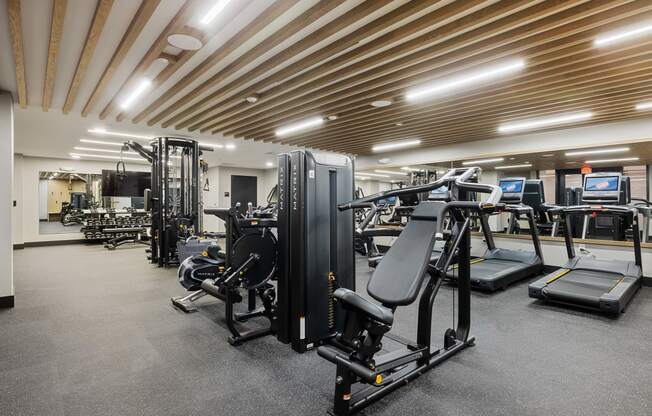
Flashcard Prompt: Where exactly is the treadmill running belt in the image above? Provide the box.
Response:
[543,269,623,308]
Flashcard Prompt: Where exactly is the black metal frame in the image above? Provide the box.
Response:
[127,137,202,267]
[318,168,502,416]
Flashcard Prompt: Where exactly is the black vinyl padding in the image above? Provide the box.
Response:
[358,227,402,237]
[367,202,444,306]
[334,288,393,325]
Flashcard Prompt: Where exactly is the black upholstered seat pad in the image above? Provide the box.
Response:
[543,270,622,308]
[367,217,438,306]
[333,288,393,325]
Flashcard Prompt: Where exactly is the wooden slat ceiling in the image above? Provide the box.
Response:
[5,0,652,156]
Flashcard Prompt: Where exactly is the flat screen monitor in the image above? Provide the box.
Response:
[584,176,619,192]
[377,196,397,206]
[102,170,151,197]
[499,180,524,194]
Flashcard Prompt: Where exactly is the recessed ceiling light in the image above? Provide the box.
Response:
[541,153,555,157]
[462,157,504,165]
[594,21,652,47]
[200,0,232,25]
[87,128,152,140]
[498,111,592,133]
[356,172,390,178]
[635,101,652,111]
[565,147,629,156]
[225,143,236,150]
[371,139,421,153]
[71,155,81,159]
[400,166,424,171]
[327,115,338,121]
[495,163,532,169]
[405,58,525,102]
[374,169,404,175]
[167,34,203,51]
[275,117,324,137]
[245,95,259,103]
[120,78,152,110]
[585,157,640,163]
[371,100,392,107]
[509,157,515,160]
[395,122,403,126]
[266,161,274,167]
[355,176,369,180]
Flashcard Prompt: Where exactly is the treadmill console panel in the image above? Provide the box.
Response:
[498,177,526,204]
[582,173,621,204]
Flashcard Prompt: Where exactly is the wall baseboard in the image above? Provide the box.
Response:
[23,239,86,248]
[0,295,14,309]
[13,243,25,250]
[643,277,652,287]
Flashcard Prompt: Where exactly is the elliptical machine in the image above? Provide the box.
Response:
[171,204,278,346]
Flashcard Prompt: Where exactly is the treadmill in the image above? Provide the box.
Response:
[529,172,643,314]
[447,177,544,291]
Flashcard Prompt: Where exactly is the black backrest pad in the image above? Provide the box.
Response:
[368,202,445,306]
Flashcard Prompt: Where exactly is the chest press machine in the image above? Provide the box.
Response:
[317,167,502,416]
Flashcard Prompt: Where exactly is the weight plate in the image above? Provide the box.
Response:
[231,230,278,289]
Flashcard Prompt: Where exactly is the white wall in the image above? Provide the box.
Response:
[1,92,14,301]
[13,154,23,244]
[16,155,150,243]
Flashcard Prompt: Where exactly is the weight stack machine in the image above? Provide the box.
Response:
[277,150,355,352]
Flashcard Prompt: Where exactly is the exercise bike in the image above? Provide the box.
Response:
[171,205,278,345]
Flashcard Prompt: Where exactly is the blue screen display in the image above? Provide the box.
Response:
[585,176,619,191]
[430,185,449,195]
[377,196,397,205]
[499,180,523,193]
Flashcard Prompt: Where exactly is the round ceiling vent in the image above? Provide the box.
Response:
[167,33,203,51]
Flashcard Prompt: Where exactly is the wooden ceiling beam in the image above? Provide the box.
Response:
[6,0,27,108]
[100,0,203,121]
[177,0,482,130]
[342,109,652,154]
[182,0,453,131]
[305,90,652,150]
[276,52,652,149]
[81,0,160,117]
[43,0,67,112]
[129,0,299,124]
[279,39,652,145]
[288,75,652,146]
[220,0,637,138]
[152,0,351,128]
[62,0,114,114]
[199,0,549,133]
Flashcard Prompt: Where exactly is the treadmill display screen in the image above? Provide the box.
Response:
[585,176,619,191]
[499,180,523,194]
[430,185,449,195]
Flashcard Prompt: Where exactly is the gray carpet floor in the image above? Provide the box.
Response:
[2,244,652,416]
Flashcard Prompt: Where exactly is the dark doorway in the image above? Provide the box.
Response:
[231,175,257,208]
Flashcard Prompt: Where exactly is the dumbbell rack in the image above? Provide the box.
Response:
[80,211,151,243]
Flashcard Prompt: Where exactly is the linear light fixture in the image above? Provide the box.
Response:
[88,128,152,140]
[585,157,640,163]
[80,139,125,146]
[69,153,145,162]
[565,147,629,156]
[198,142,224,149]
[400,166,424,171]
[74,146,181,159]
[374,169,405,175]
[355,176,369,180]
[461,157,504,166]
[200,0,231,25]
[371,139,421,153]
[275,117,324,137]
[594,21,652,47]
[120,78,152,110]
[405,58,525,102]
[266,161,274,167]
[635,101,652,111]
[356,172,390,178]
[498,111,592,133]
[495,163,532,170]
[225,143,236,150]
